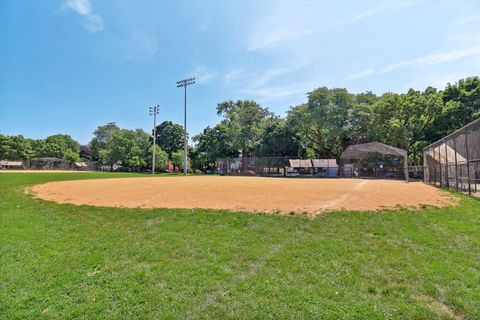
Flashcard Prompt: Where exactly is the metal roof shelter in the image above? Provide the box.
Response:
[341,142,407,160]
[340,142,408,181]
[288,159,313,168]
[0,160,23,168]
[312,159,338,168]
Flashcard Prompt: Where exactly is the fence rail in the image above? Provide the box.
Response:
[424,118,480,197]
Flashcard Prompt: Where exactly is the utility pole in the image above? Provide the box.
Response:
[149,105,159,174]
[176,77,195,175]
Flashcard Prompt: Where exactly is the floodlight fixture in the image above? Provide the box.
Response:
[149,105,160,174]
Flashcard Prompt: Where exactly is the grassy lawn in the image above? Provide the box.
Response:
[1,173,479,319]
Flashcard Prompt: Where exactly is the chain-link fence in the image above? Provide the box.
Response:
[216,157,339,177]
[424,118,480,197]
[0,158,99,171]
[217,143,410,180]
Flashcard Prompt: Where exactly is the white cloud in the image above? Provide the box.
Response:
[192,66,218,84]
[348,68,375,80]
[247,28,314,51]
[226,63,314,101]
[242,83,308,100]
[348,45,480,80]
[224,69,245,85]
[347,6,385,23]
[451,15,480,26]
[344,1,419,24]
[66,0,104,32]
[240,76,330,104]
[251,67,301,88]
[131,31,158,59]
[384,46,480,72]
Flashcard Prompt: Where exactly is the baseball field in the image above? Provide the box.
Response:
[1,172,479,319]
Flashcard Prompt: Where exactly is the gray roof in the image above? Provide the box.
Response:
[340,142,407,160]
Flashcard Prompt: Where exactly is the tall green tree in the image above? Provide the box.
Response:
[41,134,80,159]
[368,88,443,164]
[154,121,184,159]
[90,123,120,161]
[108,129,151,171]
[256,117,300,157]
[427,76,480,141]
[216,100,272,156]
[148,145,168,172]
[193,124,238,166]
[171,150,190,171]
[187,146,205,172]
[0,135,49,160]
[63,149,81,164]
[0,135,40,160]
[287,87,355,158]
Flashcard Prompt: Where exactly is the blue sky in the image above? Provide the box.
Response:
[1,0,480,144]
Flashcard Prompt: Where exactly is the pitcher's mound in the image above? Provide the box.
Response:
[30,176,456,215]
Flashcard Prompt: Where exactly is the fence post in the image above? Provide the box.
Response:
[444,142,449,188]
[465,133,471,195]
[423,151,426,183]
[438,146,442,187]
[453,137,459,192]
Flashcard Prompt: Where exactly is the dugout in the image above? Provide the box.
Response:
[424,118,480,197]
[339,142,408,181]
[216,157,339,177]
[28,157,71,170]
[0,160,24,170]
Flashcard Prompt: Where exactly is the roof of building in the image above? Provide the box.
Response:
[340,142,407,160]
[0,160,23,166]
[289,159,313,168]
[311,159,338,168]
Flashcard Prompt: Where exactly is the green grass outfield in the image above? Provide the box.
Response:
[1,172,479,319]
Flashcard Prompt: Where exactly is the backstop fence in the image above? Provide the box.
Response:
[216,157,339,177]
[216,154,406,180]
[423,118,480,197]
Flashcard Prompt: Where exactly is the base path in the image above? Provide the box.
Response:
[30,176,456,215]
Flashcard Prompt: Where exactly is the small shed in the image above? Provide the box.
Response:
[0,160,24,169]
[74,162,88,170]
[288,159,312,168]
[312,159,338,177]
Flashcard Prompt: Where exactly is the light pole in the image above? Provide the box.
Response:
[176,77,195,175]
[149,105,159,174]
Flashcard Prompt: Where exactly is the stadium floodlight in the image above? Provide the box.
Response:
[176,77,196,175]
[149,105,160,175]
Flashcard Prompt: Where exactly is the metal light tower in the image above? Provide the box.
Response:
[176,77,195,175]
[149,105,159,174]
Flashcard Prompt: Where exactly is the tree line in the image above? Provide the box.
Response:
[194,76,480,166]
[1,76,479,170]
[0,134,81,163]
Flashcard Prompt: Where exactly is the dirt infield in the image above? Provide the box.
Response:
[30,176,457,215]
